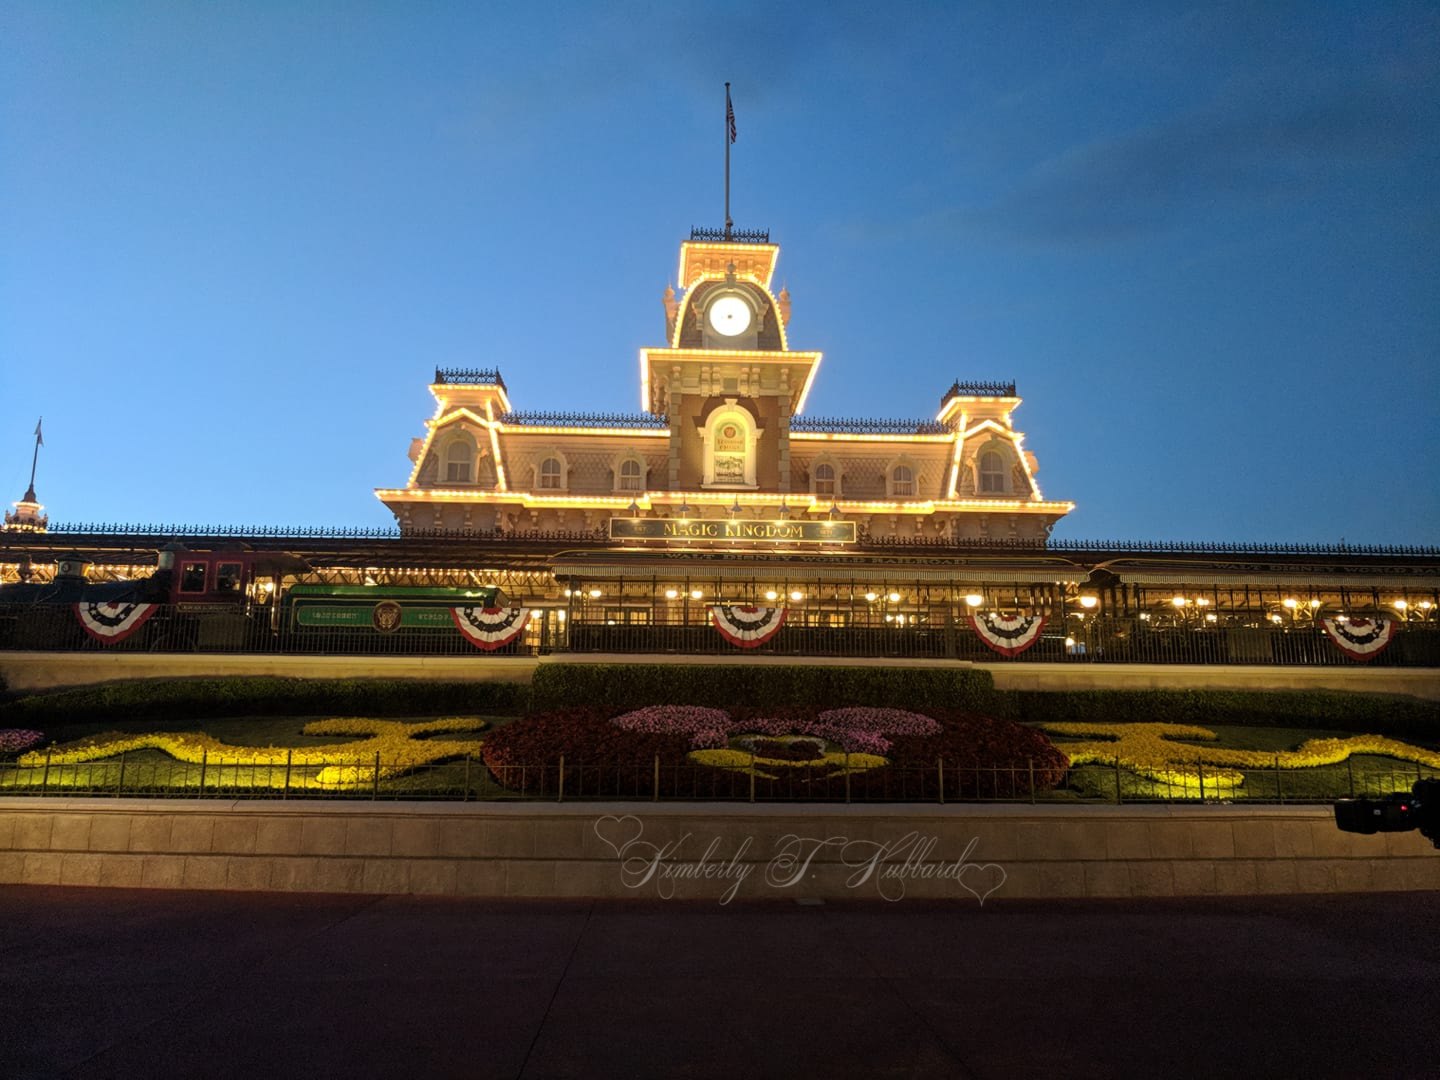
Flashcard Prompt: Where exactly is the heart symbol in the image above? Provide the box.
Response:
[957,862,1007,906]
[593,814,645,858]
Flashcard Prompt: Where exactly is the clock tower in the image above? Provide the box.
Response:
[643,230,820,494]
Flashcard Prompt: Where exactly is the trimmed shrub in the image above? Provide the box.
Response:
[530,663,996,712]
[0,677,529,727]
[1005,689,1440,739]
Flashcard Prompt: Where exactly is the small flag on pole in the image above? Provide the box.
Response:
[726,86,737,144]
[34,418,43,447]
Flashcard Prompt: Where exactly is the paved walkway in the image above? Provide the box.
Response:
[2,886,1436,1079]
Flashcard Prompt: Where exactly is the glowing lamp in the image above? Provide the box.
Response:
[690,589,703,600]
[588,588,602,599]
[1078,595,1098,609]
[1282,598,1298,609]
[790,590,804,602]
[664,588,678,600]
[864,592,878,602]
[764,590,778,601]
[1171,596,1187,608]
[1394,600,1409,611]
[965,594,984,607]
[888,591,901,603]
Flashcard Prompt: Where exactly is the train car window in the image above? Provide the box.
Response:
[180,562,208,593]
[216,563,243,595]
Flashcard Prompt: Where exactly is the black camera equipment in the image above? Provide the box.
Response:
[1333,778,1440,849]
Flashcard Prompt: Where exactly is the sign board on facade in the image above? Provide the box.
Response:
[608,517,856,544]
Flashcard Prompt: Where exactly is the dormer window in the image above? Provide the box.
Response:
[980,450,1006,493]
[539,457,563,490]
[814,463,836,496]
[444,440,474,483]
[892,465,914,497]
[619,458,644,492]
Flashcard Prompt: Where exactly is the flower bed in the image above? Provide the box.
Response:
[1041,721,1440,792]
[850,709,1069,799]
[480,708,692,795]
[13,718,489,789]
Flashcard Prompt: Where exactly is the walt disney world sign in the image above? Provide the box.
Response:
[609,518,857,544]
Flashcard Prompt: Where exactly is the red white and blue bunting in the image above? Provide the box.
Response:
[75,602,157,644]
[969,611,1046,657]
[711,605,786,648]
[451,607,531,651]
[1320,616,1397,662]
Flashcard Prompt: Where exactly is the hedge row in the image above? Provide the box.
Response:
[0,677,528,726]
[1005,689,1440,739]
[2,668,1435,740]
[529,664,997,712]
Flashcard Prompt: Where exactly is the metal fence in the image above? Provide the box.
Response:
[2,752,1432,805]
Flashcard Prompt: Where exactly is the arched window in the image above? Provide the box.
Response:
[892,464,914,497]
[979,450,1006,493]
[444,440,473,483]
[814,462,836,496]
[539,457,562,490]
[618,458,644,492]
[701,404,762,488]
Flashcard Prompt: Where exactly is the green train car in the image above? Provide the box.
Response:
[281,584,525,653]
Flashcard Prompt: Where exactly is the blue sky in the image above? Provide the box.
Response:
[3,1,1437,544]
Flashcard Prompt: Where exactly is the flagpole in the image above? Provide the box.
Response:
[28,418,41,492]
[724,82,732,240]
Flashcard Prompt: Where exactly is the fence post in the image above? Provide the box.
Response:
[1028,758,1036,805]
[653,754,660,802]
[1196,761,1205,805]
[937,757,944,805]
[1275,754,1284,804]
[749,753,756,803]
[1114,757,1122,804]
[283,749,292,799]
[464,755,472,802]
[1347,756,1355,798]
[372,752,381,800]
[116,750,127,795]
[845,751,852,804]
[558,755,566,802]
[42,749,51,793]
[199,750,207,796]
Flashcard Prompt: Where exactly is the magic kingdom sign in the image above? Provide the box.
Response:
[609,517,857,544]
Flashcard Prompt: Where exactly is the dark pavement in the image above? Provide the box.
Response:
[1,886,1436,1079]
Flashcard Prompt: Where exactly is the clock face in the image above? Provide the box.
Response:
[708,295,752,336]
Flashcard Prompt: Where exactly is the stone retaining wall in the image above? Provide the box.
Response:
[2,798,1435,900]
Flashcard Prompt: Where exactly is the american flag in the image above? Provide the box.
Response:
[726,87,737,144]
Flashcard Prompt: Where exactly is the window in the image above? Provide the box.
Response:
[814,463,835,496]
[539,457,562,490]
[180,562,207,593]
[619,459,643,491]
[980,450,1005,493]
[892,465,914,497]
[216,563,242,595]
[713,420,746,484]
[445,441,472,483]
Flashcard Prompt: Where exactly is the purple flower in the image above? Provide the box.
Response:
[0,729,45,754]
